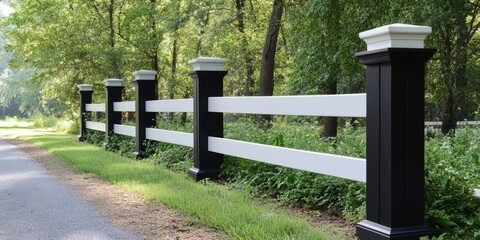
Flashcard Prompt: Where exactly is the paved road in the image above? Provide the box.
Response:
[0,140,137,240]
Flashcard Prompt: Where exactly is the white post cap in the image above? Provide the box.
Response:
[359,23,432,51]
[78,84,93,91]
[104,78,123,87]
[188,57,227,71]
[133,70,157,81]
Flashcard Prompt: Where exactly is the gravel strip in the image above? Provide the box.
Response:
[0,140,137,240]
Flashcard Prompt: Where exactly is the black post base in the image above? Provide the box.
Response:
[187,167,221,181]
[132,151,144,160]
[356,220,435,240]
[78,135,85,142]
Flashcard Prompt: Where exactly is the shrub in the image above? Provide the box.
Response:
[31,114,58,128]
[423,127,480,239]
[221,121,367,220]
[84,129,105,145]
[84,118,480,239]
[149,143,193,173]
[104,134,135,157]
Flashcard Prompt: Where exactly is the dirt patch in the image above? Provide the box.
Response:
[4,139,223,240]
[287,207,356,239]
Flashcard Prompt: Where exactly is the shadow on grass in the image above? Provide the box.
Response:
[19,134,348,240]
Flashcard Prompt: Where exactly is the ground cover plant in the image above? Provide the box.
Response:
[84,117,480,240]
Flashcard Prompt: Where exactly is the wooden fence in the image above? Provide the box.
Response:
[78,24,440,240]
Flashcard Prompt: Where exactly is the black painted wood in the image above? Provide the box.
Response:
[105,85,123,142]
[132,79,157,159]
[366,65,380,222]
[356,48,436,240]
[78,89,93,141]
[188,70,228,181]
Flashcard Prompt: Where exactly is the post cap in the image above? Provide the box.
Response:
[188,57,227,71]
[78,84,93,91]
[104,78,123,87]
[359,23,432,51]
[133,70,157,81]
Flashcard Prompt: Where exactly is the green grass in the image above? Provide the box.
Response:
[0,116,34,128]
[0,116,75,133]
[17,133,350,240]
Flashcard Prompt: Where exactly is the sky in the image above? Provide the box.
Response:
[0,2,14,17]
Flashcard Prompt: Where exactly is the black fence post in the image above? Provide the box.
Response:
[355,24,436,239]
[104,78,123,144]
[132,70,157,159]
[78,84,93,141]
[187,57,227,181]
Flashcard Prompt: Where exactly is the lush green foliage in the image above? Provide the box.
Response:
[2,0,480,238]
[424,127,480,239]
[83,115,480,239]
[3,0,480,131]
[96,119,479,239]
[220,119,367,220]
[223,123,480,239]
[19,132,348,240]
[0,115,76,133]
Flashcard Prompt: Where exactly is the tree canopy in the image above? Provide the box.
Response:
[1,0,480,134]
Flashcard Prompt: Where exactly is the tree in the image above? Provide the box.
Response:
[90,0,123,78]
[287,0,385,137]
[257,0,284,124]
[235,0,255,96]
[420,0,480,134]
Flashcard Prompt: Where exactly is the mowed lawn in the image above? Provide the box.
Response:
[1,128,351,240]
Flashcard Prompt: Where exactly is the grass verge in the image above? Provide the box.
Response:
[16,133,349,240]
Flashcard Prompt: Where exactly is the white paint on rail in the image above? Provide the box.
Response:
[146,99,193,113]
[208,137,366,182]
[145,128,193,147]
[86,103,105,112]
[113,101,135,112]
[208,94,366,117]
[85,121,106,132]
[113,124,135,137]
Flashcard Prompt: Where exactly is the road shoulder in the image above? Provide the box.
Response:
[4,139,223,240]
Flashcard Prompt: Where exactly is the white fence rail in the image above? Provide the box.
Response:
[146,128,194,147]
[85,121,106,132]
[86,103,105,112]
[146,99,193,113]
[425,121,480,126]
[113,124,136,137]
[208,137,366,182]
[208,94,366,117]
[74,24,475,240]
[114,101,135,112]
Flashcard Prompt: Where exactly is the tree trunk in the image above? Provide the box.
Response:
[440,30,456,134]
[169,37,177,100]
[442,88,456,134]
[168,37,178,120]
[181,91,188,125]
[323,77,337,138]
[257,0,284,124]
[432,11,457,135]
[149,0,159,99]
[454,5,469,121]
[108,0,121,78]
[235,0,255,96]
[246,54,254,96]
